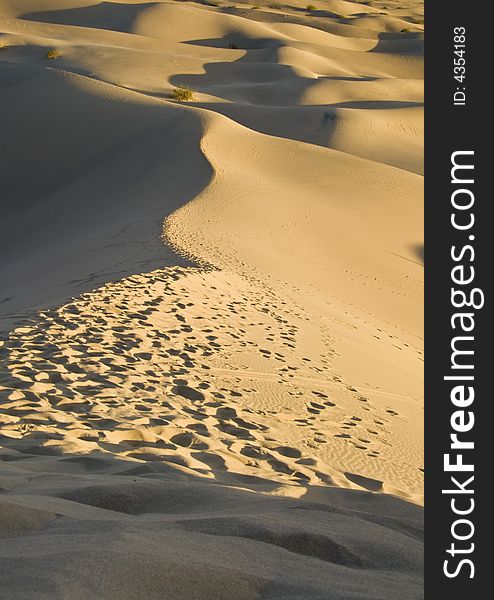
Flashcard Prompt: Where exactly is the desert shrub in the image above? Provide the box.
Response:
[306,4,317,10]
[172,85,194,101]
[46,49,61,59]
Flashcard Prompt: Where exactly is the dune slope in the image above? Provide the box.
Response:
[0,1,423,598]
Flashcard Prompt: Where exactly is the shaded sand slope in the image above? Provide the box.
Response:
[0,65,211,323]
[0,453,423,599]
[1,1,423,598]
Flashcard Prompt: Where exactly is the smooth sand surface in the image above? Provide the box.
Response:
[0,1,423,598]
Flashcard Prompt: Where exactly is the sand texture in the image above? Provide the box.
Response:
[0,1,423,598]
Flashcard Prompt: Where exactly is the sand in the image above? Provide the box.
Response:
[0,1,423,598]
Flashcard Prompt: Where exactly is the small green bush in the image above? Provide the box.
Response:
[306,4,317,10]
[172,85,194,101]
[46,49,61,59]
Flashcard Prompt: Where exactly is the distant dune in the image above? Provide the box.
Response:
[0,1,423,598]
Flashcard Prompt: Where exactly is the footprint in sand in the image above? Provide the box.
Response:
[172,385,205,402]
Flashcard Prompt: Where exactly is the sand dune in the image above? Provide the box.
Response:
[0,1,423,598]
[0,65,211,321]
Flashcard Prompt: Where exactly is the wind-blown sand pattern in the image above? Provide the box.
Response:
[0,1,423,598]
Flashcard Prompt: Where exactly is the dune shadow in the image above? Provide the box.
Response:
[412,244,424,264]
[371,31,424,55]
[171,35,388,109]
[184,36,285,50]
[0,60,211,330]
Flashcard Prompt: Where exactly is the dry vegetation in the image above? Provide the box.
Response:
[46,49,61,59]
[172,85,194,101]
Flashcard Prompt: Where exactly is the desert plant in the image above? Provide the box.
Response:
[46,48,61,59]
[18,423,36,435]
[172,85,194,101]
[306,4,317,10]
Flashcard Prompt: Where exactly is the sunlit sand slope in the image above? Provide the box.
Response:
[0,1,423,598]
